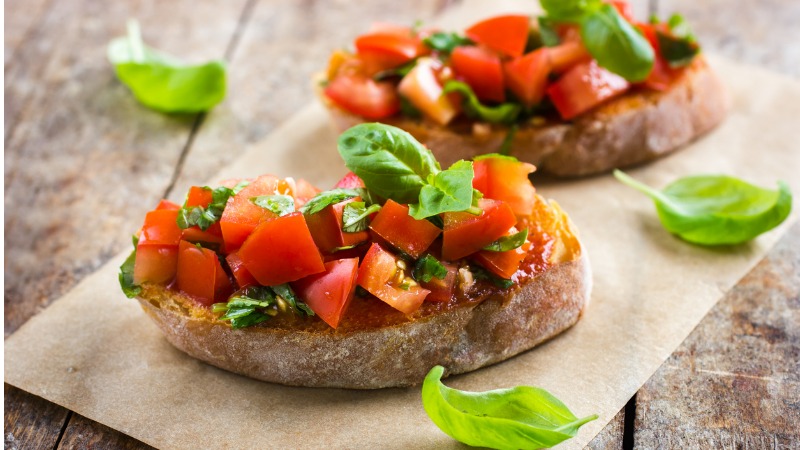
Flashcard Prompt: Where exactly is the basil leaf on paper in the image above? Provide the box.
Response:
[422,366,598,449]
[614,170,792,245]
[107,20,226,113]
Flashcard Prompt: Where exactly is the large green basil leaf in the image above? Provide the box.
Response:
[580,4,654,81]
[409,160,475,219]
[614,170,792,245]
[422,366,597,449]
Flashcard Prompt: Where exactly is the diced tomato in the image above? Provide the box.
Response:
[606,0,635,22]
[637,23,681,91]
[306,197,370,254]
[369,199,441,259]
[465,14,530,58]
[185,186,213,208]
[442,199,517,261]
[419,261,457,302]
[473,232,532,279]
[355,32,428,72]
[219,175,290,250]
[450,46,505,103]
[503,48,551,106]
[156,199,180,210]
[398,58,459,125]
[238,212,325,286]
[547,60,630,120]
[133,245,178,285]
[334,171,366,189]
[138,209,182,247]
[472,155,537,217]
[292,178,321,209]
[368,22,414,36]
[324,74,401,120]
[181,223,224,248]
[291,258,359,329]
[176,240,231,306]
[357,243,430,314]
[547,41,591,73]
[226,252,258,289]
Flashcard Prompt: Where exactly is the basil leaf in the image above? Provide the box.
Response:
[215,285,315,329]
[338,123,440,203]
[300,188,361,215]
[272,284,315,317]
[580,4,654,81]
[412,255,448,283]
[443,81,522,124]
[614,170,793,245]
[473,153,519,162]
[483,229,528,252]
[232,180,250,194]
[176,186,235,230]
[656,32,699,68]
[422,365,598,449]
[537,16,561,47]
[422,32,473,54]
[409,160,476,219]
[667,13,696,41]
[118,235,141,298]
[251,194,295,216]
[107,20,226,113]
[540,0,596,21]
[374,60,417,81]
[471,265,514,288]
[342,202,381,233]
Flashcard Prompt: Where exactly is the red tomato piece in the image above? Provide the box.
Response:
[369,199,441,259]
[185,186,213,208]
[156,199,180,210]
[465,14,530,58]
[176,240,231,306]
[238,212,325,286]
[636,23,681,91]
[333,171,366,189]
[306,197,370,254]
[442,199,517,261]
[547,41,591,73]
[503,48,551,107]
[547,60,630,120]
[473,233,532,279]
[419,261,457,302]
[357,243,430,314]
[292,178,321,209]
[226,252,258,289]
[450,46,505,103]
[324,74,401,120]
[133,245,178,285]
[219,175,290,251]
[138,209,182,247]
[472,156,537,217]
[291,258,359,329]
[398,58,459,125]
[355,32,428,70]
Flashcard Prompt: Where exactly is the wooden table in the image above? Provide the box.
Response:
[5,0,798,448]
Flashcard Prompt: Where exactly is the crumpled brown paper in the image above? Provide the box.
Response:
[6,2,800,448]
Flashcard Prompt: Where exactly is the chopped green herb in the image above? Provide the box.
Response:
[299,188,361,215]
[409,160,477,220]
[656,31,700,68]
[412,255,448,283]
[483,229,528,252]
[213,284,313,329]
[374,60,417,81]
[342,202,382,233]
[176,186,235,231]
[537,16,561,47]
[118,235,141,298]
[251,194,295,216]
[471,265,514,288]
[443,81,521,124]
[232,180,250,194]
[422,32,473,54]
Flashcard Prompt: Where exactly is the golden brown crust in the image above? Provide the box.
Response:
[324,57,729,177]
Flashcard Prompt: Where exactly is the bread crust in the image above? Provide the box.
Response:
[324,57,728,177]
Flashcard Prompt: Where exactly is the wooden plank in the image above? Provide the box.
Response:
[57,414,155,450]
[633,221,800,447]
[4,0,51,67]
[4,384,70,450]
[586,408,626,449]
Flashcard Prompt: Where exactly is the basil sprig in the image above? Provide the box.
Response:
[251,194,295,216]
[212,284,314,329]
[422,366,598,449]
[614,170,792,245]
[443,81,521,124]
[338,123,479,219]
[541,0,654,81]
[300,188,361,215]
[342,202,381,233]
[483,229,528,252]
[412,254,448,283]
[118,235,141,298]
[422,32,473,54]
[107,20,226,113]
[177,186,235,230]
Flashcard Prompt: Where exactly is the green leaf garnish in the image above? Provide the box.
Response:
[213,285,314,329]
[272,283,315,316]
[176,186,235,230]
[342,202,382,233]
[471,265,514,288]
[374,60,417,81]
[251,194,295,216]
[443,81,521,124]
[537,16,561,47]
[107,20,226,113]
[299,188,361,215]
[118,235,141,298]
[483,229,529,252]
[412,255,448,283]
[614,170,792,245]
[422,365,598,449]
[409,160,476,219]
[422,32,474,54]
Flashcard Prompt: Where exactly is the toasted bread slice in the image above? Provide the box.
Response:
[324,57,728,177]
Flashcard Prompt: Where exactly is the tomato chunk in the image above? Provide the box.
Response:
[324,75,401,120]
[398,58,459,126]
[292,178,321,209]
[133,245,178,285]
[503,47,551,107]
[473,230,532,279]
[419,261,457,302]
[637,23,681,91]
[291,258,359,329]
[473,155,537,217]
[334,171,366,189]
[355,32,428,71]
[176,240,231,305]
[238,212,325,286]
[357,243,430,314]
[138,209,182,247]
[546,41,591,73]
[442,199,517,261]
[156,199,180,210]
[369,199,441,259]
[226,252,258,289]
[219,175,290,250]
[466,14,530,58]
[450,46,505,103]
[306,197,370,254]
[547,60,630,120]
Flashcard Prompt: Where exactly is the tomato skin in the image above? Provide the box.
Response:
[291,258,359,329]
[369,199,441,259]
[547,60,630,120]
[238,212,325,286]
[226,252,258,289]
[219,175,290,251]
[355,32,428,71]
[185,186,213,208]
[398,58,459,125]
[293,178,321,209]
[636,23,681,91]
[473,235,532,279]
[138,209,183,247]
[450,46,506,103]
[419,261,457,302]
[472,156,537,217]
[176,240,231,306]
[442,199,517,261]
[156,199,180,210]
[465,14,530,58]
[133,245,178,285]
[546,41,591,73]
[306,197,370,254]
[503,48,551,107]
[324,75,401,120]
[357,243,430,314]
[334,171,366,189]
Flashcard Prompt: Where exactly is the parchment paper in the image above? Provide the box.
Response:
[6,2,800,448]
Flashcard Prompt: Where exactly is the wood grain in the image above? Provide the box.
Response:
[56,414,155,450]
[4,385,69,450]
